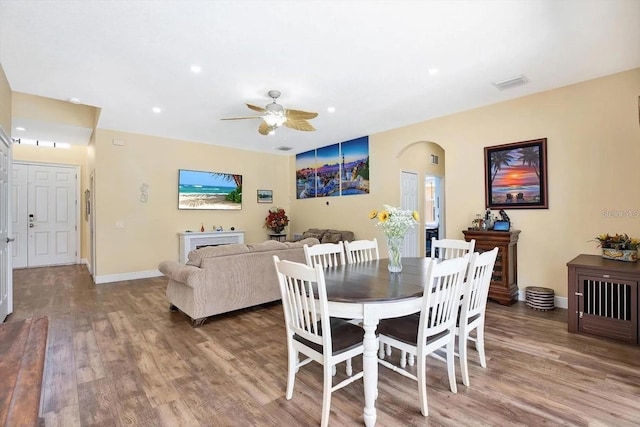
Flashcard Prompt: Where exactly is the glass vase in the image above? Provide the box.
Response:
[386,234,404,273]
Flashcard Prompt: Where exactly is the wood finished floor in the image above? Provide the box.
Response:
[7,265,640,426]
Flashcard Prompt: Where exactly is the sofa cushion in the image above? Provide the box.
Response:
[284,237,320,248]
[186,244,250,267]
[246,240,288,252]
[302,229,325,240]
[321,231,344,244]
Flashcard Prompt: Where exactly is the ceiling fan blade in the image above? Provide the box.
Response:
[246,103,267,113]
[258,121,272,135]
[283,119,316,132]
[221,116,263,120]
[285,109,318,120]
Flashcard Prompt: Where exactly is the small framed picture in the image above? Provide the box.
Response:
[257,189,273,203]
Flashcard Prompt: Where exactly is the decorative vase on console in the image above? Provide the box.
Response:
[369,204,419,273]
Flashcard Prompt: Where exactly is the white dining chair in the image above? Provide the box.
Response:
[344,238,379,264]
[303,241,356,375]
[430,238,475,261]
[273,256,364,427]
[377,255,470,416]
[304,242,346,269]
[457,247,498,386]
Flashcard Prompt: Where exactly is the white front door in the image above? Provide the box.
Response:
[12,162,79,268]
[400,171,419,257]
[0,128,13,322]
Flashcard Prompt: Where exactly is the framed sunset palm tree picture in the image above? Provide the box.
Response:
[484,138,548,209]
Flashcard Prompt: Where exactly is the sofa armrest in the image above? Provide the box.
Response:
[158,261,205,289]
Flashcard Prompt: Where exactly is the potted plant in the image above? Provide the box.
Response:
[264,207,289,234]
[593,233,639,262]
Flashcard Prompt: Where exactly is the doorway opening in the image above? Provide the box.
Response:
[425,175,443,257]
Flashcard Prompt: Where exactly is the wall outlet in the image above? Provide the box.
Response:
[115,220,124,229]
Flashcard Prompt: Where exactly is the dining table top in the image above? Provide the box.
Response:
[321,257,433,303]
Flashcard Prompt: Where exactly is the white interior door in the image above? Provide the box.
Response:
[12,162,79,269]
[27,164,78,267]
[400,171,419,257]
[0,127,13,321]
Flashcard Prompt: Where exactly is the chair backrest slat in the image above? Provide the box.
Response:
[431,238,475,261]
[344,238,380,264]
[274,256,330,350]
[462,248,498,319]
[419,255,469,339]
[304,242,346,268]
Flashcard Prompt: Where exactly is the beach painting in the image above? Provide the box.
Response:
[178,169,242,210]
[484,138,548,209]
[296,150,317,199]
[340,136,369,196]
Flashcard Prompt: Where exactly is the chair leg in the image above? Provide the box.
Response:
[400,350,407,368]
[447,334,458,394]
[416,353,428,416]
[408,352,415,367]
[346,358,353,376]
[459,330,470,387]
[476,327,487,368]
[321,363,333,427]
[286,348,297,400]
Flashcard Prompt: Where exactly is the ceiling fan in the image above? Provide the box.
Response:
[221,90,318,135]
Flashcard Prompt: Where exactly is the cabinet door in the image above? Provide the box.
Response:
[577,275,638,344]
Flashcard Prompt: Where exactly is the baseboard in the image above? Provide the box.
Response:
[95,269,163,284]
[518,289,568,309]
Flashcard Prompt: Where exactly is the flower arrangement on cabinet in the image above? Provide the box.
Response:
[592,233,639,262]
[593,233,640,251]
[264,207,289,232]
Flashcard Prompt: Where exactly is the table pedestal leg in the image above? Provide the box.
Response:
[362,321,378,427]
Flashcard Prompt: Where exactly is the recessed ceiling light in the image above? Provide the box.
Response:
[152,107,162,113]
[68,97,81,104]
[190,65,202,74]
[428,68,439,75]
[15,126,26,131]
[327,107,336,113]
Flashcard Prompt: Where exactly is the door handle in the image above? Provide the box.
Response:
[6,237,15,243]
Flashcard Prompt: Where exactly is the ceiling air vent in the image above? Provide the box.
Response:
[275,146,293,151]
[492,74,529,91]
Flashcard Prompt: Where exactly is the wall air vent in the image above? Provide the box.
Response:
[276,146,293,151]
[492,74,529,91]
[430,154,439,165]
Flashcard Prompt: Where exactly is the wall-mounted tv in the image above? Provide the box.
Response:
[178,169,242,210]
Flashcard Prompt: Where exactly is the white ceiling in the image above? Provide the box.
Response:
[1,0,639,154]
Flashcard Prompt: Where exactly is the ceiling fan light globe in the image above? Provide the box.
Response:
[263,112,286,127]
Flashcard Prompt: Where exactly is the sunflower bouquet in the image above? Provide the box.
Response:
[369,205,419,239]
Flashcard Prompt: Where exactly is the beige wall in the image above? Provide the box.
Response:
[93,129,291,276]
[12,92,97,128]
[367,68,640,298]
[6,66,639,298]
[0,64,11,133]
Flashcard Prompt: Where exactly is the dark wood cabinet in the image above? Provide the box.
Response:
[567,254,640,344]
[462,229,520,305]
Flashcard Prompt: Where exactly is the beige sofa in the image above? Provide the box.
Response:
[158,238,319,326]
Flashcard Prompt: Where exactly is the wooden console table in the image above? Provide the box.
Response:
[567,254,640,344]
[0,316,48,427]
[463,229,520,305]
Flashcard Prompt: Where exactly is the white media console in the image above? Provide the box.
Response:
[178,231,245,263]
